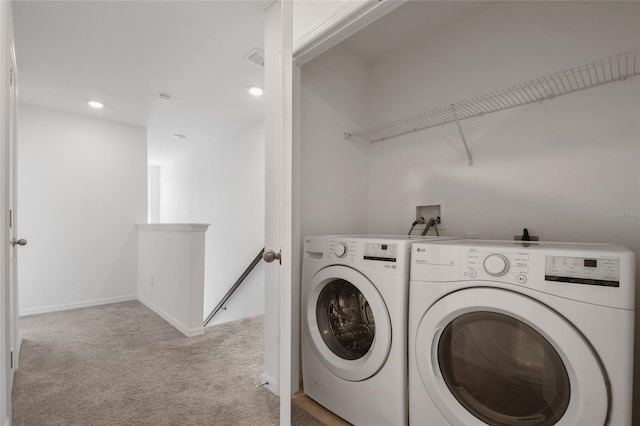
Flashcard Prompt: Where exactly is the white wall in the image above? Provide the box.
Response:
[147,166,159,223]
[17,104,147,315]
[367,1,640,240]
[300,0,640,421]
[158,123,265,326]
[363,3,640,419]
[137,224,208,337]
[300,43,371,239]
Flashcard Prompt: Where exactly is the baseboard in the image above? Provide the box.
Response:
[19,295,137,317]
[260,372,279,396]
[137,296,205,337]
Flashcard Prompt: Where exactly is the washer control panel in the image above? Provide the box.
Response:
[329,240,357,262]
[334,242,348,258]
[467,249,529,283]
[312,238,411,275]
[363,242,397,262]
[327,240,399,263]
[545,256,620,287]
[483,253,510,276]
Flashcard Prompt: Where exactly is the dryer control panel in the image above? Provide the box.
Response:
[410,239,635,310]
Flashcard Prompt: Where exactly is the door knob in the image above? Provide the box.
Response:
[263,250,281,264]
[12,238,27,247]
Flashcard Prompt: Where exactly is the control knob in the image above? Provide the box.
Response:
[334,242,348,258]
[483,253,510,277]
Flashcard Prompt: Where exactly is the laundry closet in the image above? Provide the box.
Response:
[295,0,640,421]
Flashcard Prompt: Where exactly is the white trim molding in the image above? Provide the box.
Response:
[136,223,210,232]
[19,295,137,317]
[138,295,205,337]
[293,0,406,65]
[260,372,279,396]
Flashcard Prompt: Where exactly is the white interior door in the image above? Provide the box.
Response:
[1,7,19,422]
[264,1,294,424]
[7,42,21,385]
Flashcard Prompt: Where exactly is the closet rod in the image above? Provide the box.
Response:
[345,49,639,144]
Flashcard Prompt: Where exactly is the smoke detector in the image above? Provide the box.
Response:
[243,48,264,67]
[158,92,173,102]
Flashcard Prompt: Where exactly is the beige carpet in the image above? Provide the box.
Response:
[12,301,321,425]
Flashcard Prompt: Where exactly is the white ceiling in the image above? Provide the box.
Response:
[13,0,269,166]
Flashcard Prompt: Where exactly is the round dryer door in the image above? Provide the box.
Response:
[306,265,391,381]
[415,288,607,426]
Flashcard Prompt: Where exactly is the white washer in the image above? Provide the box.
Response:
[409,240,635,426]
[302,235,455,425]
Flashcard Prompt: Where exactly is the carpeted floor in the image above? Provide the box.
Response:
[11,300,321,425]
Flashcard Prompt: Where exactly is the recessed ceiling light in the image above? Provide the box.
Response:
[172,134,186,140]
[88,100,104,109]
[247,86,263,97]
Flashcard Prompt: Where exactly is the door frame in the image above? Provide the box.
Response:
[269,0,406,423]
[264,1,294,422]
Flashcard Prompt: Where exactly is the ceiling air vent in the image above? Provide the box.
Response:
[244,48,265,67]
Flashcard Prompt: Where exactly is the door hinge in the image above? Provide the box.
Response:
[10,67,14,87]
[9,209,12,228]
[10,350,13,369]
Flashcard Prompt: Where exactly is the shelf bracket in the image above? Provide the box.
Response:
[451,105,473,167]
[343,132,370,143]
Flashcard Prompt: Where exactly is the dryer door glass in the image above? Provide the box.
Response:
[316,279,375,360]
[438,312,570,426]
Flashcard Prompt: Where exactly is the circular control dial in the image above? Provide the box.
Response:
[334,243,348,258]
[483,254,510,277]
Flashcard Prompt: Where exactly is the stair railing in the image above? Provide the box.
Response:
[203,247,265,327]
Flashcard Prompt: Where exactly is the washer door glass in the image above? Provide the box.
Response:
[316,279,375,360]
[305,265,392,381]
[438,312,570,426]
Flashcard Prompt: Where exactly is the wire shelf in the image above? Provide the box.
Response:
[345,49,640,143]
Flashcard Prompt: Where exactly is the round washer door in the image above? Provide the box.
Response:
[306,265,392,382]
[415,287,607,426]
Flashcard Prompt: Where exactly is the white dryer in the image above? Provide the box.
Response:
[408,240,635,426]
[302,235,455,425]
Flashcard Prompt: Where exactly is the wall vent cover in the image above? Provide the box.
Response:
[244,48,265,67]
